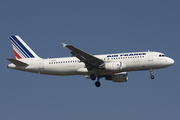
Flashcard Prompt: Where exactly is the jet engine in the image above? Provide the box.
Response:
[99,62,126,72]
[105,72,128,83]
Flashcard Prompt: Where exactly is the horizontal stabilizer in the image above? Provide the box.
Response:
[7,58,28,66]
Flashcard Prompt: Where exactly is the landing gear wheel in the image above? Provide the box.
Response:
[90,74,96,81]
[151,75,154,79]
[150,69,154,79]
[95,81,101,87]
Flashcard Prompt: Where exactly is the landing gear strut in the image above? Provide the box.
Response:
[150,69,154,79]
[90,74,102,87]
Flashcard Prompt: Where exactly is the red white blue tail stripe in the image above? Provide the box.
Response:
[10,35,39,59]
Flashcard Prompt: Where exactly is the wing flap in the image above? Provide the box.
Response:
[7,58,28,66]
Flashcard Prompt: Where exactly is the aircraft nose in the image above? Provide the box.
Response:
[168,58,174,65]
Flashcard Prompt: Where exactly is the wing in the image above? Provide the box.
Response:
[62,43,104,70]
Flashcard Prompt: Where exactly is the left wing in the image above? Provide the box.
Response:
[62,43,104,70]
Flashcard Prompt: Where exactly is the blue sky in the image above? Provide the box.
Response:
[1,0,180,120]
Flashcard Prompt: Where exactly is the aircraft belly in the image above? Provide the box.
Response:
[44,62,84,75]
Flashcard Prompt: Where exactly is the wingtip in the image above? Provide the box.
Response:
[62,43,67,47]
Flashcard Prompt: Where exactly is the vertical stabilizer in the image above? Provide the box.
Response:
[10,35,40,59]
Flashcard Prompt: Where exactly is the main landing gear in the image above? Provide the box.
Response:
[95,81,101,87]
[90,74,101,87]
[150,69,154,79]
[90,74,96,81]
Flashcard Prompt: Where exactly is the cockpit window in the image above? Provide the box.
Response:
[159,54,166,57]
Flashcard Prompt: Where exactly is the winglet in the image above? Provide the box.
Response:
[62,43,67,48]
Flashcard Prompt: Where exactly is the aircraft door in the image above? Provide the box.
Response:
[39,60,44,69]
[148,51,153,61]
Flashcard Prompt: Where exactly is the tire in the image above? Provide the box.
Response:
[151,75,154,79]
[95,81,101,87]
[90,74,96,81]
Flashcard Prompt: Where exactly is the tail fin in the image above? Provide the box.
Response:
[10,35,40,59]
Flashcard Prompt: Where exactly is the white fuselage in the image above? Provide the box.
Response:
[8,51,174,76]
[7,35,175,87]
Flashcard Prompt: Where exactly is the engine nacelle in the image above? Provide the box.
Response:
[99,62,126,72]
[105,62,120,71]
[106,72,128,83]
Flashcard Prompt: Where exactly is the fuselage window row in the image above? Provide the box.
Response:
[49,55,145,64]
[49,60,80,64]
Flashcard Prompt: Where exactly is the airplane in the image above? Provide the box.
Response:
[7,35,174,87]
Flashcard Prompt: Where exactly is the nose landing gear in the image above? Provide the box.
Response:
[150,69,154,79]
